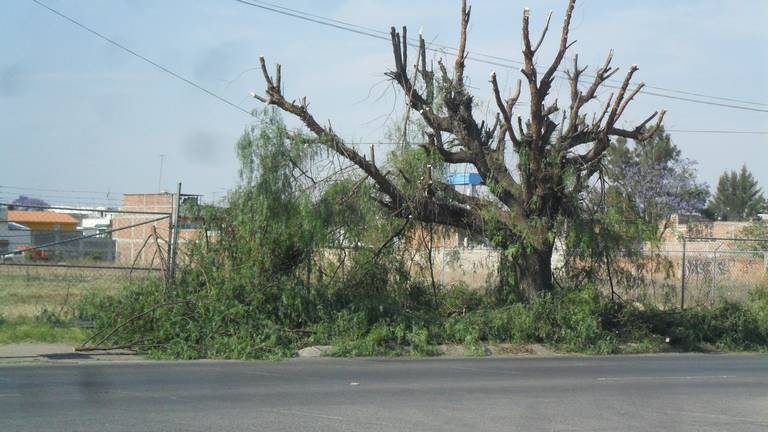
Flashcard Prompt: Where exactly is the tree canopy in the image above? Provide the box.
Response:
[11,195,49,210]
[707,165,765,221]
[604,126,709,235]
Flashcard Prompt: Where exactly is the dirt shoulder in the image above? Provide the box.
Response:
[0,343,143,365]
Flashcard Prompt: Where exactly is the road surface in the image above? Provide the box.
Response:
[1,354,766,431]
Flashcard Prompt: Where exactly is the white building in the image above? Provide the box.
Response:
[49,206,114,236]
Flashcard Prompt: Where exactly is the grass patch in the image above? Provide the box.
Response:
[0,266,148,345]
[0,317,88,344]
[0,267,128,320]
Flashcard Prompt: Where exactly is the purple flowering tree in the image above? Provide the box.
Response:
[11,195,50,210]
[605,127,709,238]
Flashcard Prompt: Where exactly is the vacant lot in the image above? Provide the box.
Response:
[0,265,153,344]
[0,265,136,319]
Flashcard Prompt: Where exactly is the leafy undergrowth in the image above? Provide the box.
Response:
[76,280,768,360]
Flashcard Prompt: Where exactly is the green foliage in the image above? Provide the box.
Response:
[77,110,768,359]
[740,220,768,250]
[631,297,768,351]
[707,165,765,221]
[604,127,709,230]
[441,286,614,353]
[0,317,88,344]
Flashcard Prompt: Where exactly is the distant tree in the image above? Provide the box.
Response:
[707,165,765,221]
[604,127,709,237]
[11,195,49,210]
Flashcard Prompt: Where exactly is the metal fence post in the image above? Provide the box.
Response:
[167,182,182,288]
[681,237,686,310]
[711,248,717,307]
[764,252,768,275]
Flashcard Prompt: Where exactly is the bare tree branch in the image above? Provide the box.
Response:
[532,10,554,53]
[454,0,471,87]
[490,72,521,154]
[540,0,577,92]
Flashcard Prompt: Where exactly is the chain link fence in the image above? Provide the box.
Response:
[417,234,768,309]
[679,237,768,306]
[0,201,181,320]
[588,237,768,309]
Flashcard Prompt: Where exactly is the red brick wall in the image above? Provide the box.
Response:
[113,194,174,267]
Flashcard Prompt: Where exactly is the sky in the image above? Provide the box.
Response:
[1,0,766,207]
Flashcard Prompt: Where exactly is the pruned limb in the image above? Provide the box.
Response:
[255,56,499,234]
[540,0,576,92]
[419,133,474,164]
[254,56,403,208]
[532,10,554,53]
[79,300,192,349]
[615,81,645,123]
[490,72,521,153]
[387,24,522,210]
[609,109,667,141]
[454,0,471,87]
[604,64,639,132]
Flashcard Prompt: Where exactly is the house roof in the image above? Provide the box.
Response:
[8,210,79,225]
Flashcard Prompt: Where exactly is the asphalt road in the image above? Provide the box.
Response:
[1,354,766,431]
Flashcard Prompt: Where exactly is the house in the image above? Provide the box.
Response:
[3,208,117,261]
[7,210,79,232]
[48,206,115,237]
[0,206,32,256]
[79,215,113,236]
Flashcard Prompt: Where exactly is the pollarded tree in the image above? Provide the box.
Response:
[252,0,664,300]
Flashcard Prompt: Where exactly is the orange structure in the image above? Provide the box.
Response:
[7,211,79,232]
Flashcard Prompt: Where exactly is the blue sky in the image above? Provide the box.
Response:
[1,0,766,206]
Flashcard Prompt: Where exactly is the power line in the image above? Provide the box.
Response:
[0,184,123,196]
[235,0,768,109]
[0,192,122,204]
[29,0,255,118]
[0,202,171,215]
[28,0,768,137]
[231,0,768,112]
[665,130,768,135]
[296,128,768,147]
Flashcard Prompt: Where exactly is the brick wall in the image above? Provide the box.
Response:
[113,193,203,267]
[113,194,174,267]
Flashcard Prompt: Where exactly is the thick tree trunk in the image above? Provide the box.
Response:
[516,243,555,301]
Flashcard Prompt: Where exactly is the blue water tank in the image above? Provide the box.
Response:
[446,172,484,185]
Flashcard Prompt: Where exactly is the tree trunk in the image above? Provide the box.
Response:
[516,243,555,301]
